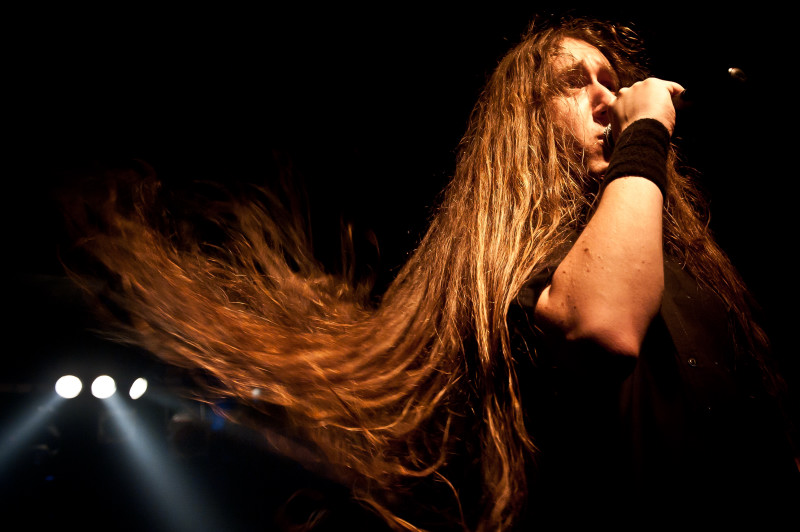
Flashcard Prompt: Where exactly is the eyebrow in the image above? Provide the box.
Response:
[557,58,620,90]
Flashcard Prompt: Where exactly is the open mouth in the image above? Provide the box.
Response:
[600,132,613,159]
[602,124,614,149]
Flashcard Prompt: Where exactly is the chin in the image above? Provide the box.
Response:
[589,159,610,178]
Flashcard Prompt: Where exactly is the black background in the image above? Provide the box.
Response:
[4,5,796,531]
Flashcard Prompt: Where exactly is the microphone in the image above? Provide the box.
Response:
[603,67,747,150]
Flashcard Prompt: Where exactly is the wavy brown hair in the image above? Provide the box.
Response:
[63,16,780,531]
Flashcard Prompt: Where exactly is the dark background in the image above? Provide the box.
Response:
[4,6,796,531]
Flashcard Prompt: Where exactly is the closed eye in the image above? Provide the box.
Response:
[597,67,620,93]
[563,65,589,89]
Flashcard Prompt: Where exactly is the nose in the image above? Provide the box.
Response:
[591,83,616,125]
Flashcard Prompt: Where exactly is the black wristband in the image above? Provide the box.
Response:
[602,118,671,196]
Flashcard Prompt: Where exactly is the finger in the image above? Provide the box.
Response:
[666,82,686,98]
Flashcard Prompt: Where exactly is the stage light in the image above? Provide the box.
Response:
[129,378,148,400]
[55,375,82,399]
[91,375,116,399]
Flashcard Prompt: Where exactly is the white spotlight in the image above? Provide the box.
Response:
[55,375,83,399]
[129,378,148,400]
[91,375,117,399]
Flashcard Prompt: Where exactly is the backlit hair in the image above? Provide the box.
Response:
[64,16,776,530]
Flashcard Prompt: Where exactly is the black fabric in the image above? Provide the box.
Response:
[601,118,671,196]
[510,251,800,527]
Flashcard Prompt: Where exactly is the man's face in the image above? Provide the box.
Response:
[550,37,619,176]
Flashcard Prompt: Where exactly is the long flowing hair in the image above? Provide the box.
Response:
[62,16,779,531]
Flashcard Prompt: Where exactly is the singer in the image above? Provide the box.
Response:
[65,15,798,530]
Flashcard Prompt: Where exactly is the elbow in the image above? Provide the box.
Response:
[536,295,651,359]
[566,320,645,358]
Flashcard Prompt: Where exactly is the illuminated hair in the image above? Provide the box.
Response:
[64,16,776,531]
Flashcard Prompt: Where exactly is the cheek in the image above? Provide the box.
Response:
[551,97,589,143]
[550,97,574,129]
[550,96,607,176]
